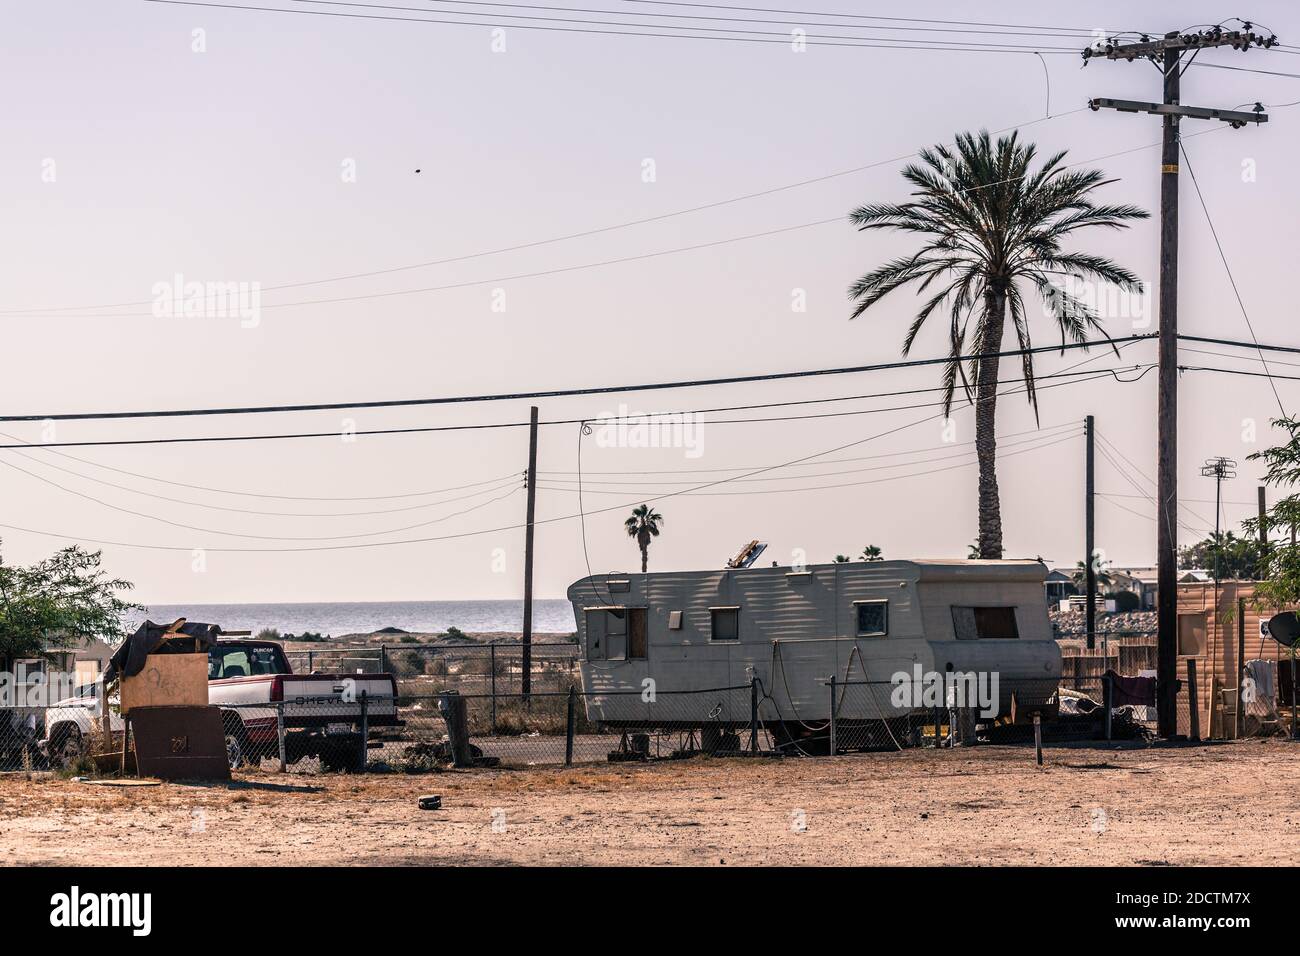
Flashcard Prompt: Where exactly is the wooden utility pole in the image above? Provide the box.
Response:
[1085,415,1097,651]
[1083,24,1274,737]
[521,405,539,699]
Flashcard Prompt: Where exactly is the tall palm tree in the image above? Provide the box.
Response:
[624,504,663,573]
[847,130,1148,558]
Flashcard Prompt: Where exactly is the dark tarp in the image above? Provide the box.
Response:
[1104,669,1157,707]
[103,619,222,683]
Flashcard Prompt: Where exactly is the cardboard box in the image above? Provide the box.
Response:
[120,653,208,715]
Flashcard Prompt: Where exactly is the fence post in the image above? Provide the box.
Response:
[358,691,369,773]
[933,705,942,748]
[277,702,287,773]
[828,676,837,756]
[565,687,576,767]
[380,644,388,674]
[1187,658,1201,742]
[490,643,497,735]
[1103,673,1113,741]
[749,677,759,754]
[307,650,313,673]
[1033,713,1043,767]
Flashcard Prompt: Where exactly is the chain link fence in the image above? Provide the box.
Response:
[285,641,581,696]
[2,665,1287,775]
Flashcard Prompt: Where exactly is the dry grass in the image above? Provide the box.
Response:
[2,738,1298,866]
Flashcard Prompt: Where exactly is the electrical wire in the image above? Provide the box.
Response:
[539,419,1082,475]
[542,429,1082,496]
[0,109,1084,317]
[0,365,1143,451]
[540,425,1084,487]
[288,0,1086,48]
[0,335,1151,423]
[1180,143,1287,417]
[0,344,1144,552]
[0,452,523,541]
[141,0,1085,53]
[0,122,1209,322]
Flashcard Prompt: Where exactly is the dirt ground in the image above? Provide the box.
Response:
[2,739,1296,866]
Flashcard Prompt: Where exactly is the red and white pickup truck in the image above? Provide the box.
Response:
[43,639,401,772]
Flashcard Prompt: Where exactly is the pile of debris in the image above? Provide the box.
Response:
[1050,609,1156,639]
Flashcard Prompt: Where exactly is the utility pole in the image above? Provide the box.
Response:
[521,405,539,700]
[1201,457,1237,585]
[1085,415,1097,651]
[1083,24,1274,738]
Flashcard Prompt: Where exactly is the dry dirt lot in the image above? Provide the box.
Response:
[2,739,1296,866]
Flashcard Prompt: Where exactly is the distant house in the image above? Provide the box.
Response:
[1045,568,1078,604]
[1107,567,1213,610]
[1107,568,1155,609]
[2,635,116,693]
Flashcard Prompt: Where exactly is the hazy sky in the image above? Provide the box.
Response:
[1,0,1296,603]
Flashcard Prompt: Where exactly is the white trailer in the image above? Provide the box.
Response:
[567,559,1061,748]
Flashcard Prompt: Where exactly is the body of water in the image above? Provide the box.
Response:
[135,599,576,638]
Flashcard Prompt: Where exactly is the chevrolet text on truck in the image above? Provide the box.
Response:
[43,639,400,771]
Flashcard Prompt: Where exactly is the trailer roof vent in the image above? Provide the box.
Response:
[607,579,631,592]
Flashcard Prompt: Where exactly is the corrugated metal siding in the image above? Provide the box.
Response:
[568,560,1057,722]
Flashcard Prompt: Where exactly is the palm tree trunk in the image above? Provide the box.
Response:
[640,545,648,573]
[975,288,1006,559]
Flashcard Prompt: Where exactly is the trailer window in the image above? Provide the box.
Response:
[710,607,740,642]
[854,600,888,637]
[951,606,1019,640]
[584,608,647,661]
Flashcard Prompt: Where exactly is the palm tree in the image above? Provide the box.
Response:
[624,504,663,573]
[1072,558,1114,590]
[861,545,883,562]
[833,554,851,564]
[847,130,1148,558]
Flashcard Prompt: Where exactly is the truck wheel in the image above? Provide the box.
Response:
[49,727,85,769]
[224,732,247,769]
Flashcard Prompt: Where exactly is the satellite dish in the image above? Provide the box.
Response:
[1266,612,1300,647]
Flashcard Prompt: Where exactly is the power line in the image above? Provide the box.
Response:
[1178,334,1300,356]
[0,341,1143,552]
[1,121,1211,321]
[0,366,1138,450]
[617,1,1102,34]
[0,451,525,541]
[535,431,1076,494]
[543,429,1081,496]
[540,419,1082,474]
[413,0,1102,39]
[0,109,1083,317]
[288,0,1085,48]
[1179,143,1287,416]
[0,447,524,518]
[0,334,1153,423]
[142,0,1084,53]
[541,424,1083,486]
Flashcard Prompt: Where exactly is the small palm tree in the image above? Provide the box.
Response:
[848,130,1148,559]
[833,554,851,564]
[1072,557,1114,590]
[624,504,663,573]
[861,545,884,562]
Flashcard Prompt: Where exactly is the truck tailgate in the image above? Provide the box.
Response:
[280,674,399,725]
